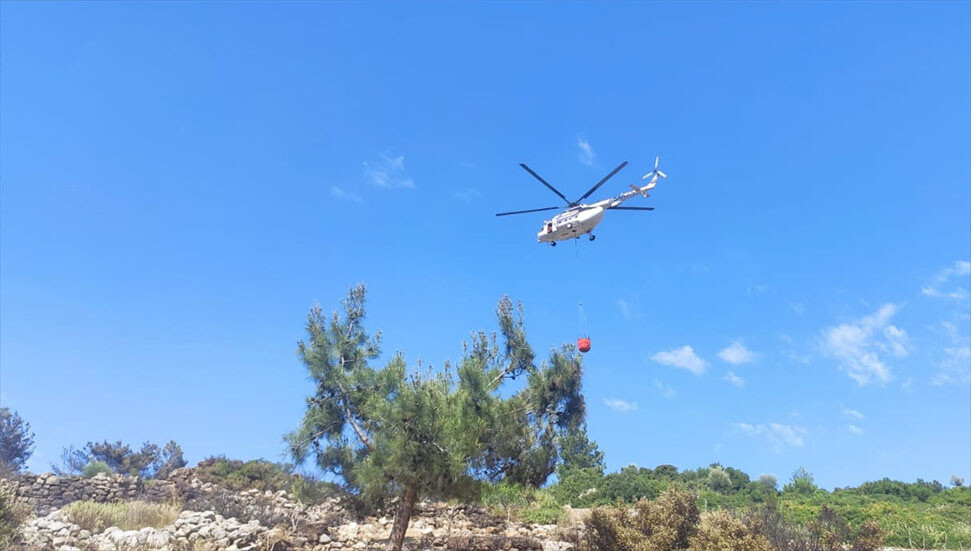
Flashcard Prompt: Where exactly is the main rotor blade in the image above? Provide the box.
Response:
[519,164,572,205]
[608,206,655,211]
[575,161,629,203]
[496,206,561,217]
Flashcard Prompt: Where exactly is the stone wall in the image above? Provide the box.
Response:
[2,470,573,551]
[0,472,178,516]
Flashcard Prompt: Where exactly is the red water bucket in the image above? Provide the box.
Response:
[577,337,591,353]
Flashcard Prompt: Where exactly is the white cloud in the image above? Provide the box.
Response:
[732,422,807,453]
[604,398,638,412]
[930,318,971,385]
[363,153,415,189]
[820,303,908,386]
[718,341,758,365]
[651,345,709,374]
[747,283,774,297]
[330,186,362,203]
[841,405,864,420]
[453,188,482,202]
[931,346,971,386]
[577,137,596,166]
[922,260,971,300]
[617,299,632,320]
[848,424,863,435]
[653,379,676,398]
[882,325,912,357]
[790,302,806,316]
[722,370,745,387]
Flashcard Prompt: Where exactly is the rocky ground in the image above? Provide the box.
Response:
[3,470,576,551]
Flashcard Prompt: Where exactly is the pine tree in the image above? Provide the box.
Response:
[286,285,588,551]
[0,408,34,475]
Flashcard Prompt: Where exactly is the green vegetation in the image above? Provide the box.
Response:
[0,407,35,476]
[54,439,186,479]
[536,462,971,548]
[575,487,886,551]
[193,456,293,492]
[0,487,29,548]
[286,286,590,551]
[61,500,180,532]
[481,482,565,524]
[193,456,338,505]
[81,460,114,479]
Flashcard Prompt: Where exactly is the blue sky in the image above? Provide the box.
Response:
[1,2,969,490]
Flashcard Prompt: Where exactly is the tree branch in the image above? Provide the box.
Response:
[337,382,373,450]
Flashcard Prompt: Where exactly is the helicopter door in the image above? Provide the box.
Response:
[547,222,553,233]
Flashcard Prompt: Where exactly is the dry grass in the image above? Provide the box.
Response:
[61,500,180,532]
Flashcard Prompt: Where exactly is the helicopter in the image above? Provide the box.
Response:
[496,156,668,245]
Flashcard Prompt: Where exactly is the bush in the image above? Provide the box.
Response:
[551,467,605,506]
[482,481,530,520]
[194,456,293,492]
[518,491,564,525]
[580,487,699,551]
[758,474,778,491]
[289,474,338,506]
[808,506,849,551]
[784,467,819,496]
[851,520,884,551]
[61,501,179,532]
[689,510,773,551]
[82,460,114,479]
[0,488,29,548]
[708,466,732,493]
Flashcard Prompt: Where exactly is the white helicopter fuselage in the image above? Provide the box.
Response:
[498,156,666,245]
[536,176,657,243]
[537,205,605,243]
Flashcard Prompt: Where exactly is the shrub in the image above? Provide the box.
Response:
[784,467,819,496]
[851,520,885,551]
[81,460,114,479]
[636,486,700,549]
[194,456,293,492]
[61,501,179,532]
[580,487,699,551]
[518,491,564,525]
[580,506,644,551]
[551,467,605,506]
[747,502,816,551]
[688,510,773,551]
[807,506,849,551]
[758,474,778,491]
[289,474,338,506]
[482,482,530,520]
[0,488,29,548]
[707,466,732,493]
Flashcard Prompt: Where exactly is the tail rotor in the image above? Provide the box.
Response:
[642,156,667,181]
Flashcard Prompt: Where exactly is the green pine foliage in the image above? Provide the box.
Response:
[53,439,186,479]
[285,286,590,551]
[0,408,35,475]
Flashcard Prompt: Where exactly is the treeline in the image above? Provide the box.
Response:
[549,461,967,509]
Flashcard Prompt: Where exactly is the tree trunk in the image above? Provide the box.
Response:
[386,484,419,551]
